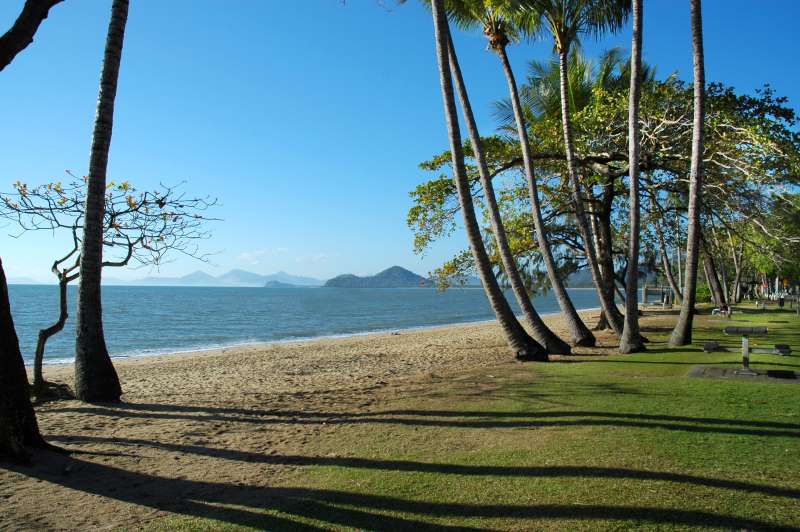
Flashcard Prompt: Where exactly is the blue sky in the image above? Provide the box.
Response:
[1,0,798,282]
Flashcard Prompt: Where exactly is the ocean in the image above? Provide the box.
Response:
[7,285,603,366]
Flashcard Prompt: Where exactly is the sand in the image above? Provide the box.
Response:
[0,309,612,530]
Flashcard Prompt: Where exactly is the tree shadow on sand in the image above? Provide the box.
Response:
[49,402,800,439]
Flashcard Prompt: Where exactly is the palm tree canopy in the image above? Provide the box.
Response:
[494,47,654,124]
[520,0,631,53]
[421,0,542,50]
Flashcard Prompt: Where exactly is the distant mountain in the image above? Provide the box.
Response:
[262,271,322,287]
[114,269,323,287]
[263,280,304,288]
[325,266,432,288]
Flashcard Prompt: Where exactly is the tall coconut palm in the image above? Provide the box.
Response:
[74,0,129,402]
[447,31,570,356]
[447,0,596,347]
[619,0,644,353]
[669,0,704,346]
[430,0,546,360]
[524,0,630,338]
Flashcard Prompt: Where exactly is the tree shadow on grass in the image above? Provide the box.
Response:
[46,434,800,500]
[6,449,796,531]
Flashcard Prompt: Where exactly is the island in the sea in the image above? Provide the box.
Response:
[324,266,433,288]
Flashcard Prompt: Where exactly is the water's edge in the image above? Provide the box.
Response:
[33,306,602,368]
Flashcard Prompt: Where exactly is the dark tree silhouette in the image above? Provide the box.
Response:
[0,0,64,72]
[0,258,47,462]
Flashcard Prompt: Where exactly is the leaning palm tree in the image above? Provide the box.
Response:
[447,0,596,347]
[430,0,546,360]
[619,0,644,353]
[524,0,630,338]
[74,0,129,402]
[669,0,705,346]
[446,31,570,355]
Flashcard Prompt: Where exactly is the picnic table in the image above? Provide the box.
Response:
[725,326,767,376]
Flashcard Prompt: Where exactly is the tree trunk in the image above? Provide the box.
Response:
[430,0,544,360]
[730,240,743,303]
[596,181,625,327]
[75,0,128,402]
[557,48,623,338]
[651,196,682,304]
[669,0,705,347]
[33,277,69,391]
[448,35,567,356]
[496,45,595,348]
[620,0,645,353]
[703,251,727,308]
[0,0,64,72]
[0,258,47,463]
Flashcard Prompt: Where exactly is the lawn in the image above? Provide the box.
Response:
[153,306,800,531]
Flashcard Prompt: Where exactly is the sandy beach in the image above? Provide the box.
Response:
[2,309,617,530]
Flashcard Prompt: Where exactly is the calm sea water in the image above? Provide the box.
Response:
[7,285,602,365]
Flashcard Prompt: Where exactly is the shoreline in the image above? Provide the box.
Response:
[34,306,602,370]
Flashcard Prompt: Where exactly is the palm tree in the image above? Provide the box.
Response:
[669,0,704,346]
[448,0,596,347]
[525,0,630,338]
[447,32,570,355]
[619,0,644,353]
[0,258,48,462]
[430,0,546,360]
[74,0,129,402]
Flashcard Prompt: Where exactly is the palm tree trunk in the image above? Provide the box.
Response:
[74,0,128,402]
[448,36,567,356]
[620,0,645,353]
[557,49,623,337]
[0,257,47,463]
[430,0,544,360]
[669,0,705,346]
[496,45,595,348]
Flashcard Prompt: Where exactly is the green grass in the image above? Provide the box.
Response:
[151,306,800,531]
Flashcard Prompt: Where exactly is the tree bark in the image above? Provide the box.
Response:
[703,249,727,308]
[0,0,64,72]
[32,277,70,392]
[557,48,624,338]
[620,0,645,353]
[669,0,705,346]
[75,0,128,402]
[430,0,544,360]
[596,181,625,327]
[448,34,567,356]
[495,44,595,348]
[651,196,682,304]
[0,258,47,463]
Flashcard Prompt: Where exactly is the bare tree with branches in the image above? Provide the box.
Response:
[0,175,216,398]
